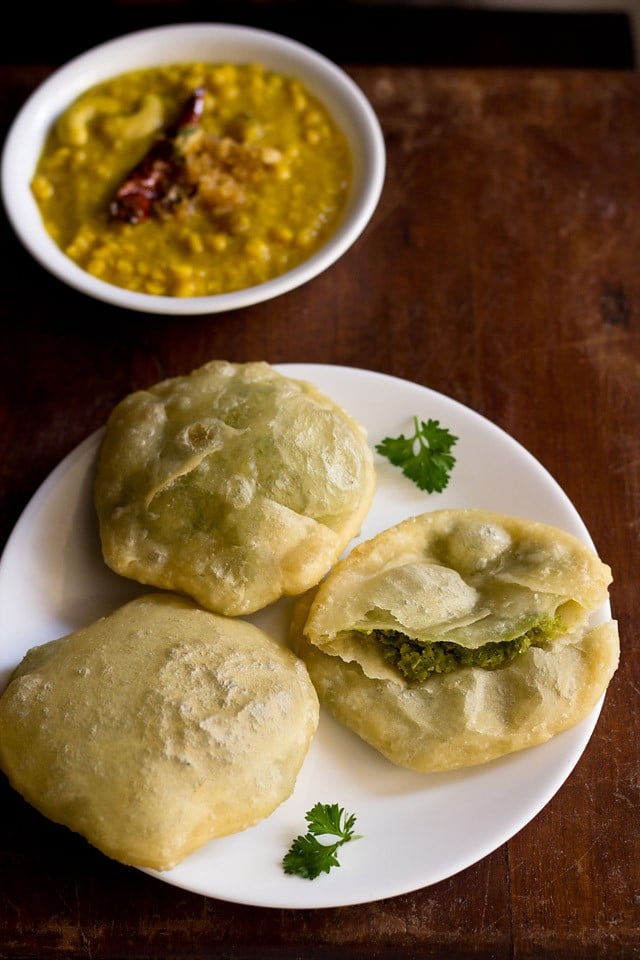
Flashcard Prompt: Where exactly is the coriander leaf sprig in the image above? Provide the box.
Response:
[282,802,361,880]
[376,416,458,493]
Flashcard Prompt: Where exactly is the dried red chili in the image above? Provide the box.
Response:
[110,87,206,224]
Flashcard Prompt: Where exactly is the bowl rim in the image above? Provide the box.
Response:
[2,22,386,315]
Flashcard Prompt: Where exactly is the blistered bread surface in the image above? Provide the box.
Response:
[0,593,319,870]
[291,509,619,771]
[94,361,376,615]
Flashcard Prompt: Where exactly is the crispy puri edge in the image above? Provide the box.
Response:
[291,582,620,772]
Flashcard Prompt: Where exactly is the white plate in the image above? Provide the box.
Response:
[0,364,610,909]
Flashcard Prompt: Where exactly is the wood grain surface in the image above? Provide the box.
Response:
[0,62,638,959]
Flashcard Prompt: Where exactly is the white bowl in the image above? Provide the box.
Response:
[2,23,385,315]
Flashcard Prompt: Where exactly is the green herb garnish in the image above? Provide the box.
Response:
[282,802,361,880]
[376,416,458,493]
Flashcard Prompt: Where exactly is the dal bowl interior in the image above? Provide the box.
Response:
[1,23,386,315]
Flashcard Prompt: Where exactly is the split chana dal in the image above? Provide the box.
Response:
[31,62,352,297]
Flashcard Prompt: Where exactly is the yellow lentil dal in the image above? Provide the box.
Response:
[31,62,352,297]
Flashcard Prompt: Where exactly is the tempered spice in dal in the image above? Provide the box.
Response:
[31,62,352,297]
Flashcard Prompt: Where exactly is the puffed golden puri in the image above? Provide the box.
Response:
[94,361,375,616]
[290,509,620,772]
[0,593,319,870]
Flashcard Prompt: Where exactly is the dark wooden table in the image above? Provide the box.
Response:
[1,58,639,959]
